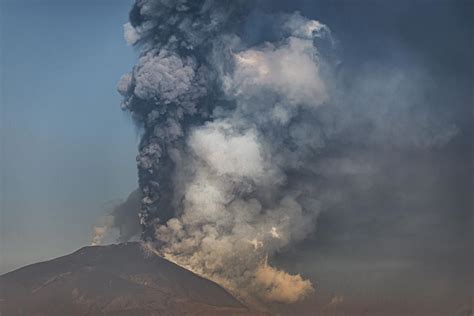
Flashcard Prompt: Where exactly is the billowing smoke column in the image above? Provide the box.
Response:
[118,0,333,305]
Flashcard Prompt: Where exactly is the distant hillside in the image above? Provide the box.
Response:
[0,242,259,316]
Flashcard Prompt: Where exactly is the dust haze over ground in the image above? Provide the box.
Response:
[104,0,473,312]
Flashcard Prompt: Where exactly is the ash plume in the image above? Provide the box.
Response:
[116,0,458,306]
[117,0,331,304]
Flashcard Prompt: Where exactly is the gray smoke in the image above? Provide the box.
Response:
[91,190,142,246]
[116,0,458,306]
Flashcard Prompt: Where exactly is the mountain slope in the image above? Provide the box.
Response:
[0,242,256,316]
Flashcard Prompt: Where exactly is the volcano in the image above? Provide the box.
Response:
[0,242,259,316]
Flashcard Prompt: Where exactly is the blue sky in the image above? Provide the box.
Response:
[1,0,139,272]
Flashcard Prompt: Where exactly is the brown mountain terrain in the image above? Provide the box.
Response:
[0,242,260,316]
[2,242,469,316]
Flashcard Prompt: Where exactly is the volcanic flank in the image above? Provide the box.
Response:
[0,243,261,316]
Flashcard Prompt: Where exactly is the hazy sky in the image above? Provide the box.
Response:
[1,0,138,272]
[0,0,472,313]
